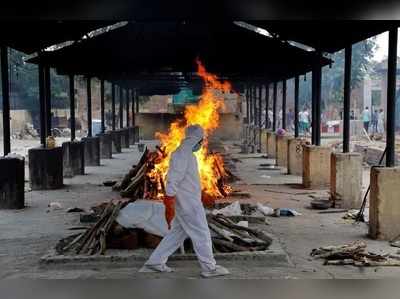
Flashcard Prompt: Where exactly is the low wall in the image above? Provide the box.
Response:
[136,113,241,141]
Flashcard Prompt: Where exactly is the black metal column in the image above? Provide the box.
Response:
[136,91,139,113]
[386,27,398,167]
[44,66,51,137]
[111,83,116,130]
[119,87,123,129]
[343,46,352,153]
[265,83,270,129]
[38,63,46,146]
[86,77,92,137]
[126,89,130,127]
[282,80,287,130]
[1,46,10,155]
[69,74,76,141]
[312,61,322,145]
[294,75,300,138]
[132,89,136,127]
[245,86,249,124]
[258,85,262,128]
[100,79,105,134]
[273,82,277,131]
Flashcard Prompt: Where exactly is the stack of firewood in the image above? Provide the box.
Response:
[59,200,125,255]
[207,214,272,252]
[311,241,400,266]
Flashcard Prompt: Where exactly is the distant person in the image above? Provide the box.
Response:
[278,109,283,128]
[268,109,273,129]
[350,110,355,120]
[362,106,370,133]
[377,109,385,134]
[371,110,378,133]
[288,109,294,131]
[299,107,310,136]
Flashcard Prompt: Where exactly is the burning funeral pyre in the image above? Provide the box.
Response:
[113,59,235,204]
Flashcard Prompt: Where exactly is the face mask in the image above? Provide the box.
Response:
[192,141,202,152]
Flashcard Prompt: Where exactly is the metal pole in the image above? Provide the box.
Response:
[343,46,352,153]
[311,71,316,144]
[245,86,249,124]
[258,85,262,128]
[126,89,130,127]
[273,82,277,131]
[44,66,51,137]
[136,90,139,113]
[386,27,398,167]
[69,74,76,141]
[100,79,105,134]
[265,83,270,129]
[132,89,136,127]
[315,64,322,146]
[87,77,92,137]
[294,75,300,138]
[282,80,287,130]
[111,83,116,130]
[38,63,46,147]
[119,87,124,129]
[1,46,11,155]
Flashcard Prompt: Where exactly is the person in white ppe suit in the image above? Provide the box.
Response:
[140,124,230,278]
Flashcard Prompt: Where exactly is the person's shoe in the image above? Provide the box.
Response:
[201,265,230,278]
[139,264,174,273]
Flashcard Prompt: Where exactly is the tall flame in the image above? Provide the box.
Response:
[148,59,232,199]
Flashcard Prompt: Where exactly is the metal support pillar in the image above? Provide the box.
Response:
[86,77,92,137]
[294,75,300,138]
[100,79,105,134]
[273,82,277,131]
[1,46,11,155]
[44,66,51,137]
[126,89,130,127]
[136,90,139,113]
[119,87,123,129]
[258,85,262,128]
[312,60,322,145]
[38,63,46,146]
[132,89,136,127]
[69,74,76,141]
[245,86,249,124]
[282,80,287,130]
[111,83,116,130]
[343,46,352,153]
[265,83,270,129]
[386,27,398,167]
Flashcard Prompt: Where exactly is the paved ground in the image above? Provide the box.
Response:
[1,140,400,279]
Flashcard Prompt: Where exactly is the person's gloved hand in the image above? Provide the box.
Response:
[163,195,176,229]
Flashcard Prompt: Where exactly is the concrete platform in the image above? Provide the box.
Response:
[120,128,130,148]
[40,231,289,268]
[302,145,331,188]
[82,136,101,166]
[110,130,122,153]
[0,156,25,209]
[97,132,113,159]
[28,147,63,190]
[62,141,85,177]
[128,127,135,145]
[287,138,308,176]
[276,135,293,168]
[266,131,276,158]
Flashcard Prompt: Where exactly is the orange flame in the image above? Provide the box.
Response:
[148,59,232,199]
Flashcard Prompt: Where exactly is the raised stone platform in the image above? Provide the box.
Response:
[302,145,331,188]
[129,127,135,145]
[276,135,293,168]
[62,141,85,177]
[120,128,130,148]
[82,136,100,166]
[0,156,25,209]
[97,133,113,159]
[40,230,289,267]
[28,147,63,190]
[287,138,308,176]
[110,130,122,154]
[266,131,276,159]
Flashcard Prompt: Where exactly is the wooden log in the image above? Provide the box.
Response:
[212,238,249,252]
[208,222,234,242]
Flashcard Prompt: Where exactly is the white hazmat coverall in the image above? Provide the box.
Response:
[144,125,217,272]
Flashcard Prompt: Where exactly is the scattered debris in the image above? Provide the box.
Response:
[318,209,348,214]
[273,208,302,217]
[66,207,85,213]
[310,199,332,210]
[212,201,242,217]
[80,213,100,223]
[311,241,400,267]
[47,202,62,212]
[390,235,400,248]
[343,209,369,222]
[256,203,274,216]
[103,180,117,187]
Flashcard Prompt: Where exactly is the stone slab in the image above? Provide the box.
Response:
[97,133,113,159]
[0,157,25,209]
[287,138,308,176]
[302,145,331,188]
[109,130,122,153]
[62,141,85,177]
[276,135,293,168]
[330,152,363,209]
[120,128,130,148]
[266,131,276,159]
[82,136,100,166]
[28,147,63,190]
[369,166,400,240]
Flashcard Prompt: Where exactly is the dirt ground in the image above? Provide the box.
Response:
[1,140,400,279]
